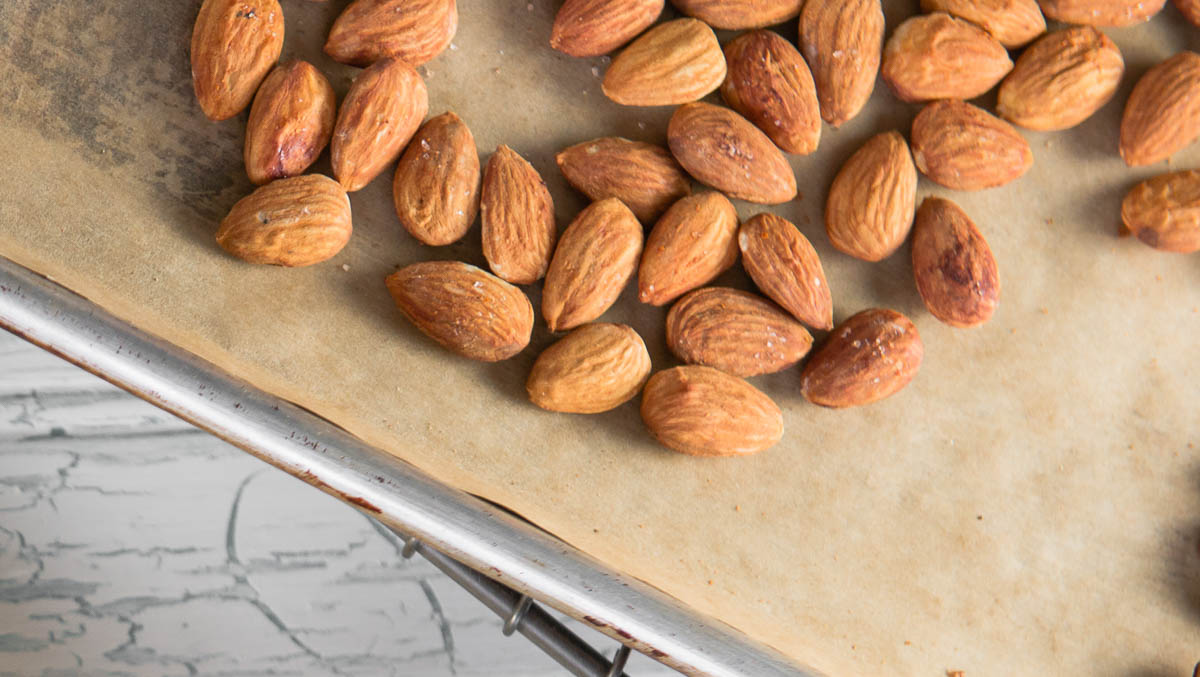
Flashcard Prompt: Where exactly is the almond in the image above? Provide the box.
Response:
[481,145,557,285]
[996,27,1124,132]
[641,366,783,456]
[721,30,821,155]
[550,0,664,58]
[243,60,336,186]
[639,192,739,306]
[1119,51,1200,167]
[1120,171,1200,253]
[527,323,651,413]
[216,175,351,267]
[911,100,1033,191]
[1038,0,1165,26]
[556,138,691,225]
[666,287,813,378]
[392,112,480,246]
[669,0,803,29]
[825,131,918,262]
[800,309,923,408]
[543,199,643,332]
[911,198,1000,327]
[881,13,1012,103]
[385,261,533,362]
[1177,0,1200,27]
[190,0,285,121]
[602,19,726,106]
[798,0,885,127]
[667,102,797,205]
[920,0,1045,48]
[738,213,833,330]
[331,58,429,192]
[324,0,457,67]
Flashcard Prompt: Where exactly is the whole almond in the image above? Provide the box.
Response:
[1038,0,1165,26]
[216,175,351,267]
[666,287,813,378]
[602,19,727,106]
[550,0,664,58]
[721,30,821,155]
[1177,0,1200,27]
[920,0,1045,48]
[190,0,285,121]
[481,146,557,285]
[543,199,643,331]
[639,192,739,306]
[667,103,797,204]
[800,309,923,409]
[641,366,783,456]
[825,131,918,262]
[331,58,429,192]
[1120,51,1200,167]
[527,323,651,413]
[324,0,457,67]
[799,0,885,127]
[1120,171,1200,253]
[738,213,833,330]
[911,100,1033,191]
[911,198,1000,327]
[392,112,480,246]
[385,261,533,362]
[881,13,1012,103]
[996,27,1124,132]
[244,60,336,186]
[556,138,691,224]
[669,0,803,29]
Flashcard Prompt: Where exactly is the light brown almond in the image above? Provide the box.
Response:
[911,198,1000,327]
[1120,171,1200,253]
[881,13,1012,103]
[641,366,783,456]
[721,30,821,155]
[1177,0,1200,27]
[799,0,884,127]
[331,58,429,192]
[481,146,557,285]
[543,199,643,331]
[216,175,351,267]
[639,192,739,306]
[738,213,833,330]
[667,102,797,204]
[527,323,651,414]
[244,60,336,186]
[556,138,691,225]
[911,100,1033,191]
[669,0,803,29]
[800,309,923,408]
[602,19,726,106]
[1120,51,1200,167]
[324,0,457,67]
[920,0,1045,48]
[392,112,480,247]
[190,0,285,121]
[550,0,663,58]
[1038,0,1165,26]
[825,131,918,262]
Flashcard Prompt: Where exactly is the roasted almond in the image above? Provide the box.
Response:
[1177,0,1200,27]
[385,261,533,362]
[393,112,480,246]
[216,174,351,267]
[1119,51,1200,167]
[799,0,885,127]
[996,27,1124,132]
[639,192,739,306]
[881,13,1012,103]
[190,0,285,121]
[331,58,428,192]
[556,138,691,224]
[911,100,1033,191]
[800,309,923,408]
[920,0,1045,48]
[1038,0,1165,26]
[542,198,644,331]
[721,30,821,155]
[667,102,797,205]
[481,145,558,285]
[738,213,833,330]
[550,0,663,58]
[1120,171,1200,253]
[666,287,813,378]
[911,198,1000,327]
[825,131,918,262]
[527,323,651,413]
[244,60,336,186]
[669,0,803,29]
[602,18,726,106]
[641,366,783,456]
[324,0,457,67]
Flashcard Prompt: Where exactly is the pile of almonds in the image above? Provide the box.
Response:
[193,0,1200,458]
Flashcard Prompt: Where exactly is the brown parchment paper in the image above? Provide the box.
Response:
[2,2,1198,674]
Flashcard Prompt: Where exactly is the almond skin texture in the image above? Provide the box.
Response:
[385,261,533,362]
[392,112,480,247]
[1120,52,1200,167]
[602,19,727,106]
[556,138,691,225]
[920,0,1045,48]
[639,192,739,306]
[911,100,1033,191]
[825,131,918,262]
[996,27,1124,132]
[527,323,651,414]
[244,60,336,186]
[911,198,1000,327]
[1120,171,1200,253]
[190,0,285,121]
[324,0,457,67]
[481,146,557,285]
[216,175,351,267]
[1177,0,1200,27]
[641,366,783,457]
[331,58,429,193]
[799,0,885,127]
[800,309,923,409]
[550,0,664,58]
[1038,0,1165,26]
[738,213,833,330]
[669,0,803,29]
[667,103,797,204]
[666,287,813,378]
[881,13,1012,103]
[721,30,821,155]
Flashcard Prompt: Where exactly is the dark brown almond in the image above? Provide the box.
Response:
[639,192,740,306]
[800,309,924,408]
[911,198,1000,327]
[216,175,352,267]
[527,323,651,414]
[556,138,691,224]
[331,58,429,192]
[550,0,663,57]
[190,0,285,121]
[920,0,1046,48]
[911,100,1033,191]
[1038,0,1165,26]
[721,30,821,155]
[324,0,457,67]
[244,60,336,186]
[1119,51,1200,167]
[881,13,1013,103]
[799,0,885,127]
[1178,0,1200,27]
[641,366,783,456]
[392,112,480,246]
[1120,171,1200,253]
[825,131,918,262]
[481,145,557,284]
[738,213,833,330]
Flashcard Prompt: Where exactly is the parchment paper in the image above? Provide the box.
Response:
[1,2,1198,674]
